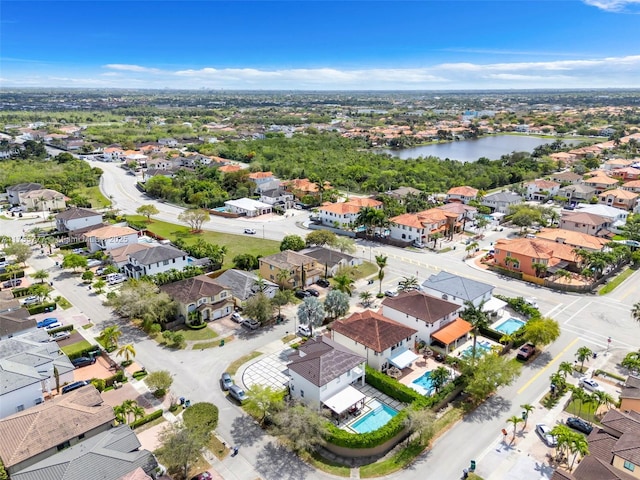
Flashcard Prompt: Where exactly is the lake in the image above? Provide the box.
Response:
[379,135,581,163]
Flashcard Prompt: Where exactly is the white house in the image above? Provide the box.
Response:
[83,225,139,253]
[331,310,418,372]
[102,147,125,162]
[421,271,495,308]
[287,336,366,411]
[318,198,383,229]
[6,183,42,206]
[224,198,272,217]
[20,189,67,212]
[481,191,523,214]
[247,171,281,193]
[259,188,295,209]
[524,179,561,201]
[55,207,103,233]
[158,138,178,147]
[381,291,462,345]
[575,203,629,233]
[123,244,189,280]
[445,186,479,204]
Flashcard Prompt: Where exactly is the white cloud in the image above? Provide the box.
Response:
[104,64,163,74]
[583,0,640,12]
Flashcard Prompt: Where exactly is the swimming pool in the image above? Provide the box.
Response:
[351,403,398,433]
[494,318,526,335]
[461,341,492,358]
[412,371,435,395]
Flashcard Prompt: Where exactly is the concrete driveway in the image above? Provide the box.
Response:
[241,348,293,390]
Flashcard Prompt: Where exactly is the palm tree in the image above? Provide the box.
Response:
[507,415,523,440]
[591,390,615,418]
[359,291,373,308]
[31,269,49,284]
[568,434,589,471]
[531,262,548,278]
[460,300,488,366]
[558,361,574,379]
[571,387,589,419]
[549,372,567,396]
[113,404,127,424]
[555,269,571,283]
[116,343,136,363]
[121,399,137,424]
[397,275,419,292]
[551,424,573,464]
[276,269,291,291]
[430,366,450,394]
[632,302,640,323]
[131,405,145,423]
[520,404,534,431]
[465,242,479,258]
[499,332,516,349]
[375,254,387,295]
[332,273,355,296]
[503,255,514,271]
[575,346,593,373]
[100,325,122,350]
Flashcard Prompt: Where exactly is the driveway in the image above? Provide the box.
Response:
[241,348,293,390]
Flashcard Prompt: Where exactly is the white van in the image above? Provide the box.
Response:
[106,273,126,285]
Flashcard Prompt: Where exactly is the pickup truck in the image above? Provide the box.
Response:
[517,343,536,361]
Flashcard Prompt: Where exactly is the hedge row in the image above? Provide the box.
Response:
[325,409,409,448]
[131,409,163,429]
[27,302,57,315]
[105,370,127,388]
[47,325,74,334]
[495,294,541,319]
[59,241,87,250]
[12,286,31,298]
[67,345,102,360]
[364,366,425,405]
[0,270,25,282]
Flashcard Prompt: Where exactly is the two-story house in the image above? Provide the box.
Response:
[381,291,461,345]
[575,203,629,234]
[389,208,457,244]
[300,247,362,278]
[445,186,479,204]
[287,336,366,411]
[583,174,620,194]
[259,250,323,288]
[158,138,178,148]
[481,191,523,214]
[524,179,561,201]
[211,269,278,306]
[492,237,581,277]
[160,274,233,324]
[259,188,295,209]
[559,211,611,236]
[623,180,640,194]
[282,178,332,201]
[331,310,418,372]
[610,167,640,182]
[102,147,125,162]
[6,183,43,206]
[551,171,584,185]
[83,225,139,253]
[248,171,281,193]
[558,184,597,203]
[55,207,103,233]
[20,189,67,212]
[318,198,383,230]
[123,244,189,280]
[421,271,495,308]
[599,188,639,211]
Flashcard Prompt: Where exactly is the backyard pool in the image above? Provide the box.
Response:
[412,371,435,395]
[461,341,493,358]
[494,318,526,335]
[351,402,398,433]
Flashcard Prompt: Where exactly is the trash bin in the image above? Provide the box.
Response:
[220,339,225,347]
[184,399,191,408]
[470,460,476,471]
[179,397,185,405]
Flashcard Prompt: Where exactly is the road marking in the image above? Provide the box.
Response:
[517,337,579,395]
[563,302,592,326]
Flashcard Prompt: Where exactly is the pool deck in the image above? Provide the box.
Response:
[333,383,407,433]
[488,308,527,333]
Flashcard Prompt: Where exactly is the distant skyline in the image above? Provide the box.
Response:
[2,1,640,90]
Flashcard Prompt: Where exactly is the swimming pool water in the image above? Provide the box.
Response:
[412,371,435,394]
[494,318,526,335]
[462,342,492,358]
[351,404,398,433]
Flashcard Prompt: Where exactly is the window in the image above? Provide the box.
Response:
[78,433,85,440]
[57,441,71,451]
[300,390,304,398]
[220,291,227,298]
[16,404,24,412]
[163,260,169,266]
[624,461,635,472]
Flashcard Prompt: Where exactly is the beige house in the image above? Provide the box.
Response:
[160,274,233,325]
[598,188,639,211]
[258,250,323,288]
[620,376,640,414]
[20,188,67,212]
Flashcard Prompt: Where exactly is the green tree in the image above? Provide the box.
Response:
[100,325,122,350]
[591,390,615,417]
[334,236,356,254]
[305,230,337,247]
[522,316,560,347]
[404,407,435,445]
[323,290,350,320]
[464,354,521,405]
[568,434,589,471]
[430,366,450,394]
[375,254,387,295]
[61,253,88,272]
[182,402,219,434]
[297,296,325,336]
[272,403,328,453]
[332,272,355,296]
[558,361,574,379]
[81,270,94,283]
[4,242,31,265]
[520,403,534,430]
[178,208,210,232]
[397,275,419,292]
[116,343,136,363]
[271,289,294,318]
[280,234,305,252]
[106,280,177,330]
[93,279,107,294]
[244,385,285,425]
[570,386,590,419]
[31,269,49,284]
[30,283,51,303]
[359,290,373,307]
[507,415,523,440]
[275,268,291,290]
[233,253,259,271]
[243,292,274,325]
[145,370,173,395]
[156,421,208,480]
[460,300,489,366]
[136,204,159,222]
[575,346,593,372]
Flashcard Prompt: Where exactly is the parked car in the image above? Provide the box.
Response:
[71,356,96,368]
[220,372,233,391]
[305,288,320,297]
[228,384,248,403]
[62,380,90,394]
[295,289,311,299]
[242,319,260,330]
[37,317,59,329]
[95,267,106,276]
[566,416,593,434]
[191,473,213,480]
[243,228,256,235]
[2,278,22,288]
[384,290,399,297]
[50,331,71,341]
[86,259,103,268]
[579,377,602,392]
[231,312,244,323]
[517,343,536,361]
[536,423,558,447]
[44,322,63,331]
[297,324,312,337]
[413,240,426,249]
[21,295,39,306]
[316,278,330,288]
[524,297,539,309]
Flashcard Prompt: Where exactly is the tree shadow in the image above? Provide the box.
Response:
[465,395,511,422]
[254,441,314,480]
[229,414,265,447]
[526,351,553,371]
[534,460,555,477]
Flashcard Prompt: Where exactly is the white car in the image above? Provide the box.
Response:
[243,228,256,235]
[231,312,244,323]
[384,290,399,297]
[297,325,311,337]
[44,322,63,331]
[579,377,602,392]
[536,423,557,447]
[50,331,71,341]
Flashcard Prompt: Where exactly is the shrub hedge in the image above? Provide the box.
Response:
[67,345,102,360]
[47,324,74,334]
[27,302,57,315]
[104,370,127,388]
[59,241,87,250]
[325,409,409,448]
[0,270,25,282]
[183,402,219,432]
[131,409,163,429]
[364,366,425,405]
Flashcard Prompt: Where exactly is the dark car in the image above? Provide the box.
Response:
[517,343,537,361]
[62,380,90,394]
[71,356,96,368]
[37,317,59,329]
[228,384,248,403]
[2,278,22,288]
[566,416,593,434]
[220,372,233,391]
[316,278,330,288]
[295,289,311,299]
[305,288,320,297]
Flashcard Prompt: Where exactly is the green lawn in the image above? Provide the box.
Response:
[177,326,218,341]
[125,215,280,268]
[60,339,92,357]
[192,336,233,350]
[565,398,598,424]
[71,186,111,209]
[599,267,636,295]
[227,351,262,375]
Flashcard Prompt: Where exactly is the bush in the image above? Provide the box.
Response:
[59,241,87,251]
[91,378,106,392]
[11,287,30,298]
[132,370,148,380]
[495,294,541,319]
[365,366,424,404]
[0,270,25,282]
[104,370,127,388]
[183,402,219,432]
[47,324,74,335]
[67,345,102,360]
[27,302,57,315]
[325,410,409,448]
[130,409,163,429]
[187,322,207,330]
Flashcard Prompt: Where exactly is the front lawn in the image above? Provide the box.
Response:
[60,339,92,357]
[176,326,218,342]
[599,267,636,295]
[125,215,279,268]
[71,186,111,209]
[565,398,598,424]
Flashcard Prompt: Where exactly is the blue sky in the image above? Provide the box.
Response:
[2,0,640,90]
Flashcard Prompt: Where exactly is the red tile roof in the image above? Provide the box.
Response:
[332,310,417,352]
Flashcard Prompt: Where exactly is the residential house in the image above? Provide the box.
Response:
[599,188,639,211]
[385,187,423,203]
[421,271,495,308]
[584,174,620,194]
[160,274,233,324]
[0,304,36,340]
[224,198,272,217]
[102,147,125,162]
[213,269,278,306]
[0,385,115,475]
[20,189,67,212]
[247,171,280,193]
[106,243,155,270]
[259,188,295,209]
[182,154,215,168]
[218,164,242,174]
[318,198,382,229]
[158,138,178,147]
[331,310,418,372]
[83,225,139,253]
[437,202,477,228]
[604,158,635,171]
[623,180,640,194]
[493,237,580,277]
[381,291,462,345]
[6,183,43,206]
[445,186,479,204]
[551,409,640,480]
[481,191,523,214]
[282,178,331,201]
[524,179,561,201]
[611,167,640,182]
[287,336,366,411]
[549,152,578,165]
[389,208,457,244]
[551,171,584,185]
[536,228,609,251]
[620,375,640,414]
[558,184,597,203]
[559,212,611,237]
[123,244,189,280]
[258,250,323,288]
[300,247,362,278]
[0,330,75,419]
[55,207,103,233]
[576,203,629,231]
[142,168,178,182]
[10,425,157,480]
